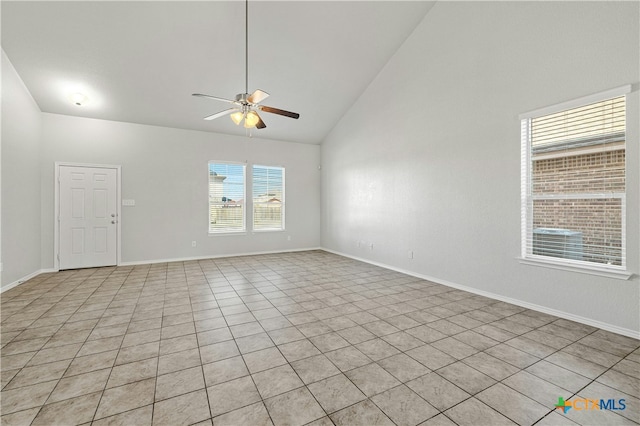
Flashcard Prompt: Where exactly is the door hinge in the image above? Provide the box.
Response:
[57,253,60,261]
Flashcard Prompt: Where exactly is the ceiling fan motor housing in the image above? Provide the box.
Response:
[235,93,250,104]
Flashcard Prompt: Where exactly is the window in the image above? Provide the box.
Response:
[253,165,285,231]
[521,86,629,272]
[208,162,245,233]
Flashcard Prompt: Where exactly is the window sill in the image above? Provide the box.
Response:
[518,257,633,280]
[208,231,247,237]
[252,229,285,234]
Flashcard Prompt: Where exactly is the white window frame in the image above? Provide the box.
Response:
[252,164,285,232]
[519,85,632,280]
[208,161,247,235]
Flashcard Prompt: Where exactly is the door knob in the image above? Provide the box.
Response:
[111,220,117,224]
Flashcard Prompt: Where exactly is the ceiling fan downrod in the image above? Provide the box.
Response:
[244,0,249,95]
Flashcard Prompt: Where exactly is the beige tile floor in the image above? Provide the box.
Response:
[1,250,638,426]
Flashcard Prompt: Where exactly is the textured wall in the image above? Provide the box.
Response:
[1,51,42,288]
[321,2,639,334]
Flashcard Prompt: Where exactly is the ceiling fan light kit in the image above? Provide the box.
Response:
[230,111,245,125]
[193,0,299,130]
[243,111,260,128]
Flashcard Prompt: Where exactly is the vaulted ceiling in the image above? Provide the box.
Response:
[2,1,435,144]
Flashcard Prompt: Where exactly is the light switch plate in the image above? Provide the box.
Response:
[122,199,136,206]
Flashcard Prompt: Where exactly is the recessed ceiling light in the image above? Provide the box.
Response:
[69,92,88,106]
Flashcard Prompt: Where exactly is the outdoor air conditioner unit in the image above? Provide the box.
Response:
[533,228,584,261]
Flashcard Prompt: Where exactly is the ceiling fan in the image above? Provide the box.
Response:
[193,0,299,129]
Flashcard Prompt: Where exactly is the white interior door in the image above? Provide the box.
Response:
[59,165,118,269]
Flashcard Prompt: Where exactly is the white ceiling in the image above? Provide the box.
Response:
[2,1,435,144]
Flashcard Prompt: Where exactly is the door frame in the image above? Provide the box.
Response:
[54,162,122,271]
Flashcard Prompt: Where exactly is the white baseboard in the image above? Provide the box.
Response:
[117,247,323,267]
[321,248,640,340]
[1,268,56,293]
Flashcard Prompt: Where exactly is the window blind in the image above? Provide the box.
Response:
[252,165,284,231]
[209,162,245,233]
[521,94,626,268]
[531,96,625,151]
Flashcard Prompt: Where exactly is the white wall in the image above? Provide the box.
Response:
[40,114,321,267]
[321,2,640,335]
[1,50,42,289]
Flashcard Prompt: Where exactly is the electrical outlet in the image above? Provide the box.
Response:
[408,250,414,259]
[287,235,291,241]
[191,241,197,247]
[369,243,374,250]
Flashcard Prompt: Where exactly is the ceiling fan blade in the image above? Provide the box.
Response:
[259,105,300,119]
[255,113,266,129]
[193,93,236,104]
[248,89,270,104]
[204,108,235,121]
